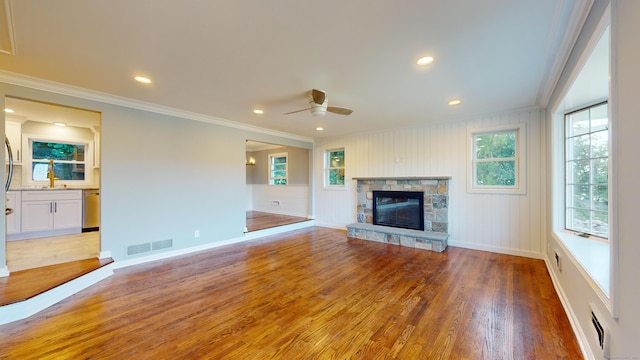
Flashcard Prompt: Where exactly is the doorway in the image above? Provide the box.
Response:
[245,140,311,232]
[4,97,101,272]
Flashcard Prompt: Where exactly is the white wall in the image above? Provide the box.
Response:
[247,184,309,217]
[544,1,640,358]
[314,108,546,258]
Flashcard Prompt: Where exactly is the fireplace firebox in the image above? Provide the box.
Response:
[372,191,424,231]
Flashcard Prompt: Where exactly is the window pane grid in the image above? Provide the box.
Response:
[564,102,608,238]
[325,148,345,186]
[269,153,288,185]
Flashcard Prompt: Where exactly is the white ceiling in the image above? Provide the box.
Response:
[1,0,592,139]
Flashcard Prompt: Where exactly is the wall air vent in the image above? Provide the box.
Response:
[127,239,174,256]
[589,303,610,358]
[127,243,151,256]
[152,239,173,251]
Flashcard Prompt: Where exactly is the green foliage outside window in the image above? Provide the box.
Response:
[31,141,86,181]
[565,102,608,238]
[269,153,288,185]
[474,132,516,186]
[327,149,345,186]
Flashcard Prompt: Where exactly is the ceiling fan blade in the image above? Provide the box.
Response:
[284,108,310,115]
[312,89,326,105]
[327,106,353,115]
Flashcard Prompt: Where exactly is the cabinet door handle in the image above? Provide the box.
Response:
[16,149,20,162]
[49,202,53,213]
[54,202,57,213]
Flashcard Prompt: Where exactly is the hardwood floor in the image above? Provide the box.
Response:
[6,231,100,272]
[0,227,582,359]
[0,257,113,306]
[246,210,310,232]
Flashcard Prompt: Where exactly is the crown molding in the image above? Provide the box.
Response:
[0,70,314,144]
[537,0,595,107]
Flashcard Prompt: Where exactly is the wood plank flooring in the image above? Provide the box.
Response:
[0,227,582,359]
[0,257,114,306]
[6,231,100,272]
[246,210,310,232]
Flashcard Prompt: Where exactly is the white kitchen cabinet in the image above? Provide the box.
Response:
[6,191,21,234]
[20,190,82,237]
[5,121,22,164]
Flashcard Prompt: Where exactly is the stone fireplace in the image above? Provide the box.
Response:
[373,190,425,231]
[347,177,450,252]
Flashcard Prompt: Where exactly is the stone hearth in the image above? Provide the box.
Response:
[348,176,451,252]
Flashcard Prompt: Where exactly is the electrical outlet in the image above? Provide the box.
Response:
[194,230,200,238]
[554,250,562,272]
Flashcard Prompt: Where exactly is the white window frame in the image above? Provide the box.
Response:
[22,133,93,188]
[268,152,288,185]
[467,123,527,194]
[564,101,609,239]
[324,147,346,189]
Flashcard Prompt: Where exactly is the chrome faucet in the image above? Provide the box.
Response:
[47,159,59,188]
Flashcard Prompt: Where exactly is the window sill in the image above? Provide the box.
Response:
[553,230,609,297]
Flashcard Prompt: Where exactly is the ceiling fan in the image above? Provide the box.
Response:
[284,89,353,117]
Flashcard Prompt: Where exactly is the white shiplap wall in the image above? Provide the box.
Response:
[314,108,545,258]
[248,184,309,218]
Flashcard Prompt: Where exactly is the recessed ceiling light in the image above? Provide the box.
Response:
[448,99,462,106]
[417,56,434,65]
[53,122,66,127]
[134,76,152,84]
[316,127,324,131]
[4,108,14,113]
[253,109,264,114]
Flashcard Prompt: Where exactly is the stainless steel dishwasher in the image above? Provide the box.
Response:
[83,189,100,232]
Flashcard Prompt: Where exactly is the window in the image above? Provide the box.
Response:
[269,152,288,185]
[25,137,92,186]
[31,140,87,181]
[565,102,608,238]
[325,148,345,187]
[468,123,526,194]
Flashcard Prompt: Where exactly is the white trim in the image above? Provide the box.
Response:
[98,251,112,259]
[544,256,594,360]
[21,133,93,188]
[537,0,595,107]
[0,264,114,325]
[0,70,314,144]
[268,152,288,185]
[447,241,544,260]
[0,266,9,278]
[323,147,346,189]
[0,220,315,324]
[0,0,17,55]
[467,123,527,194]
[114,220,315,269]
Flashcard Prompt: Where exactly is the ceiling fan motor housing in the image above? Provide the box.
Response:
[309,98,328,116]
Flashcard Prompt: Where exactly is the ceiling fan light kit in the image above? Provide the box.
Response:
[309,98,328,117]
[284,89,353,117]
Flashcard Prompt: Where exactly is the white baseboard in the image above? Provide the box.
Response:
[544,257,594,360]
[113,220,315,270]
[0,266,9,278]
[447,240,545,259]
[0,264,114,325]
[98,251,112,259]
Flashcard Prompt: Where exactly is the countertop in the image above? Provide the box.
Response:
[8,187,99,191]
